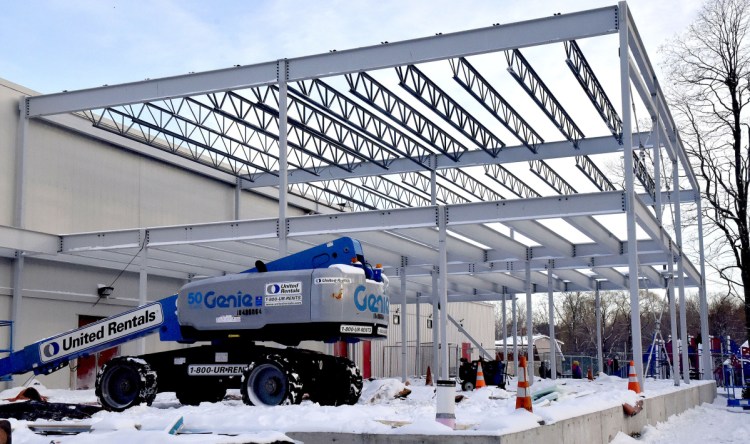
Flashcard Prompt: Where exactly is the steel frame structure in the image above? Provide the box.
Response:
[5,2,710,388]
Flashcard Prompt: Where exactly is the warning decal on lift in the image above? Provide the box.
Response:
[340,325,373,334]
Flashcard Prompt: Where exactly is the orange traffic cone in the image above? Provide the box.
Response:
[627,360,642,393]
[475,361,487,389]
[587,367,594,381]
[515,356,533,412]
[425,366,433,386]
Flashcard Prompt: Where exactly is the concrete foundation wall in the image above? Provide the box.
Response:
[288,382,717,444]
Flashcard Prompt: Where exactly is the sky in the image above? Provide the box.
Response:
[0,0,705,94]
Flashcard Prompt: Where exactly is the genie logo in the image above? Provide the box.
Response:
[353,285,389,314]
[187,291,257,309]
[42,341,60,359]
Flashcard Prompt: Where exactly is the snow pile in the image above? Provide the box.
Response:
[0,375,725,443]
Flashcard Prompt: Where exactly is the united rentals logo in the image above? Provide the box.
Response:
[39,304,164,363]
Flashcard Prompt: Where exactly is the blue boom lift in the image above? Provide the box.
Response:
[0,237,389,410]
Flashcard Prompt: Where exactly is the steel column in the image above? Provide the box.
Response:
[502,293,508,367]
[11,254,23,358]
[696,198,711,379]
[526,261,534,385]
[235,177,242,220]
[438,206,449,379]
[137,231,149,355]
[416,292,421,376]
[400,266,408,382]
[278,59,289,256]
[512,295,518,376]
[12,99,28,359]
[596,283,603,375]
[432,270,439,380]
[673,158,690,383]
[620,4,644,389]
[667,267,680,386]
[548,261,557,380]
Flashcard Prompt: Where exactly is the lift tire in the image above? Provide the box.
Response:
[176,386,227,406]
[241,355,302,406]
[95,357,158,412]
[461,380,475,392]
[340,359,363,405]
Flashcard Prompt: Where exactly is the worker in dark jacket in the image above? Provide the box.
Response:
[572,360,583,379]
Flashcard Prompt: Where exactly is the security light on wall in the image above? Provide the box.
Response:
[392,308,400,325]
[427,314,433,329]
[97,285,114,298]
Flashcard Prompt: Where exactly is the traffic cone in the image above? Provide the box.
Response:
[627,360,642,393]
[587,367,593,381]
[475,361,487,389]
[515,356,533,412]
[425,366,433,386]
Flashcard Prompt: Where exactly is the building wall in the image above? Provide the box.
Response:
[360,300,496,379]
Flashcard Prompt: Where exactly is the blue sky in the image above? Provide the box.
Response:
[0,0,703,94]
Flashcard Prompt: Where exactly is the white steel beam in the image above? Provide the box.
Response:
[247,134,634,188]
[0,226,59,255]
[27,7,618,117]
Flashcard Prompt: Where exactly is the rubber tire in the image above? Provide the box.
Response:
[340,359,363,405]
[176,386,227,406]
[96,357,157,412]
[241,356,301,406]
[462,380,475,392]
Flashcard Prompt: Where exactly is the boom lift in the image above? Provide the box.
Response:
[0,237,389,410]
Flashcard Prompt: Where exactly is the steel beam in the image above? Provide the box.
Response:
[26,6,619,117]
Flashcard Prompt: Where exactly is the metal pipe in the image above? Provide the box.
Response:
[400,266,408,382]
[526,261,534,385]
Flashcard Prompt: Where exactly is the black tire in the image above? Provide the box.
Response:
[462,380,475,392]
[340,359,363,405]
[176,385,227,406]
[241,355,301,406]
[95,357,157,412]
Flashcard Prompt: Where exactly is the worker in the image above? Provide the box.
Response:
[572,360,583,379]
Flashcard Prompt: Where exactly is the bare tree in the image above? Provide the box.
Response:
[662,0,750,345]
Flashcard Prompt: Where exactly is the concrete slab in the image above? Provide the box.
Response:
[288,382,716,444]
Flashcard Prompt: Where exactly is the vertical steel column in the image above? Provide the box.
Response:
[430,154,437,206]
[277,59,289,256]
[12,98,29,357]
[234,177,242,220]
[431,270,439,379]
[438,206,449,379]
[596,283,603,375]
[696,198,711,379]
[502,293,508,366]
[400,266,408,383]
[547,261,557,380]
[416,291,421,376]
[512,295,518,376]
[11,255,23,357]
[138,229,149,355]
[673,159,690,383]
[525,261,534,385]
[619,3,644,389]
[14,98,28,229]
[667,265,680,385]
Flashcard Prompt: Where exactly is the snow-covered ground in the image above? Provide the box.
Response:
[0,374,738,443]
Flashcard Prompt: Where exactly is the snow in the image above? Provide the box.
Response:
[0,375,741,443]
